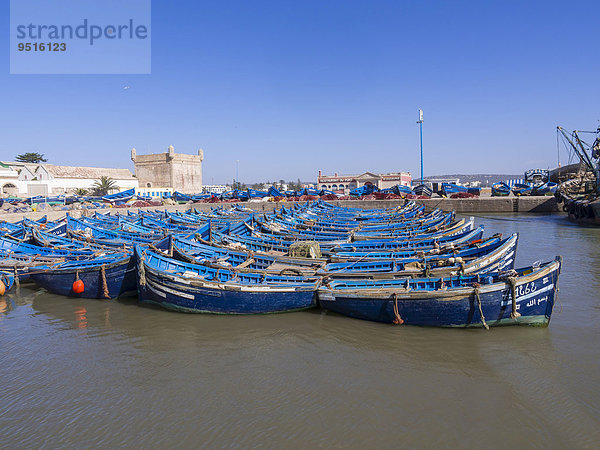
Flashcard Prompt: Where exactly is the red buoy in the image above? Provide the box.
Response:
[72,279,85,294]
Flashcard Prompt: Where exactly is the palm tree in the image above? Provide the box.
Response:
[74,188,88,196]
[15,152,47,163]
[92,176,118,196]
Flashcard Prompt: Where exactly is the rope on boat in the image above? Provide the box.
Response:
[392,293,403,325]
[279,268,303,276]
[75,269,80,281]
[423,261,431,277]
[553,272,562,314]
[138,256,147,286]
[100,265,110,299]
[507,276,521,319]
[472,283,489,330]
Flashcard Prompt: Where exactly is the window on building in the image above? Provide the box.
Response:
[146,183,152,188]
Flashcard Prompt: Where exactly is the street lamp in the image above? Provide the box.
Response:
[417,109,424,183]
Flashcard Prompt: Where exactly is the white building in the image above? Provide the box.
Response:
[136,187,174,199]
[318,171,412,193]
[0,161,138,197]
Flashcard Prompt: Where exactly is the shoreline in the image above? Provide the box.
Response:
[0,196,560,223]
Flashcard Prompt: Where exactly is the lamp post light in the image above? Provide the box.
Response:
[417,108,424,183]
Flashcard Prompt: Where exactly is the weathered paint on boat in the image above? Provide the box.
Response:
[318,258,561,327]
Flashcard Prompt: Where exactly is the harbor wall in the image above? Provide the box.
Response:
[0,196,560,223]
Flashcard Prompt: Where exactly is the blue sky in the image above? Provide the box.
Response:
[3,0,599,184]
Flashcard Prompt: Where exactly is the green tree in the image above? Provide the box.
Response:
[92,176,118,196]
[251,182,265,190]
[74,188,88,196]
[15,152,47,163]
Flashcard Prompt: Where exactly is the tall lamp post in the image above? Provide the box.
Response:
[417,108,424,183]
[235,160,239,188]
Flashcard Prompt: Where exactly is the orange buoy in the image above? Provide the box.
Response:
[0,280,5,296]
[72,279,85,294]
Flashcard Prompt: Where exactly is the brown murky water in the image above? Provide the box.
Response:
[1,213,599,448]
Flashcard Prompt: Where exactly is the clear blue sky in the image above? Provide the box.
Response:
[3,0,599,184]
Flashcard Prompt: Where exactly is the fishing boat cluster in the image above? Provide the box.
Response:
[491,169,557,197]
[0,201,561,328]
[0,182,477,212]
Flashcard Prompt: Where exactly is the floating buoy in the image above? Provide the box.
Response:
[0,280,5,296]
[72,279,85,294]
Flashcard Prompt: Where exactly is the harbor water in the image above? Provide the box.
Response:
[1,213,599,448]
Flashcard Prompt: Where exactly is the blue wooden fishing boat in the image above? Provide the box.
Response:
[349,184,378,197]
[511,183,533,196]
[390,184,415,196]
[163,235,325,275]
[332,224,483,252]
[440,183,467,197]
[330,231,496,261]
[29,252,137,299]
[0,236,96,259]
[134,245,320,314]
[323,233,517,279]
[491,182,511,197]
[441,183,480,197]
[531,182,558,196]
[412,184,433,197]
[102,188,136,203]
[268,186,283,197]
[318,257,561,327]
[247,188,269,199]
[66,216,154,245]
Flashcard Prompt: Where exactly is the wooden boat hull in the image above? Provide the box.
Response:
[318,258,560,327]
[137,265,317,314]
[135,246,319,314]
[491,182,511,197]
[29,256,137,299]
[138,274,317,314]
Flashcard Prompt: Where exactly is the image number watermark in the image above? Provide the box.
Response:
[10,0,151,74]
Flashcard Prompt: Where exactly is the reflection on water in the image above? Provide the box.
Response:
[0,213,599,447]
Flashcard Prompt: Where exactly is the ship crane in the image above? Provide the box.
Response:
[557,126,600,193]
